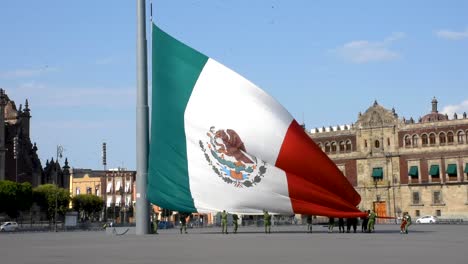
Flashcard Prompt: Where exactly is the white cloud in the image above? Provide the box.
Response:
[332,32,405,63]
[441,100,468,118]
[435,29,468,40]
[0,66,58,79]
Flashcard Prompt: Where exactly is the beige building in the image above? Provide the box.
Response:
[309,98,468,220]
[70,168,136,223]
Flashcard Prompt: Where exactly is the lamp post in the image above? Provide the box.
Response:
[385,152,397,224]
[54,145,63,232]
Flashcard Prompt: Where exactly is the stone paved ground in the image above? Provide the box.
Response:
[0,224,466,264]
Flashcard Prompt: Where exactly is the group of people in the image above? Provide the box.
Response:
[400,212,412,234]
[221,209,271,234]
[151,209,412,235]
[328,210,377,233]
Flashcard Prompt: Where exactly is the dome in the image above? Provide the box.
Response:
[421,112,448,123]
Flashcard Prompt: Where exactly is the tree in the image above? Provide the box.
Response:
[33,184,70,222]
[0,180,33,219]
[72,194,104,222]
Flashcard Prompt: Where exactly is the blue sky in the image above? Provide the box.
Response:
[1,0,467,170]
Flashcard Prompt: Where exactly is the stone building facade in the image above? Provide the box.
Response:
[0,88,43,185]
[309,98,468,220]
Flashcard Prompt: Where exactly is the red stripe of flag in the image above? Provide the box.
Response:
[276,120,364,217]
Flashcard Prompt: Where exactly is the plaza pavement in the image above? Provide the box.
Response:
[0,224,466,264]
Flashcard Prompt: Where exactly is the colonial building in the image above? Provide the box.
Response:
[0,88,43,185]
[70,168,136,223]
[309,98,468,220]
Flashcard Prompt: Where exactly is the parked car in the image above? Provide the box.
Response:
[416,215,438,224]
[0,221,19,232]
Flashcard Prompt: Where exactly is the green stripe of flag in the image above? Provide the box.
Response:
[148,24,208,212]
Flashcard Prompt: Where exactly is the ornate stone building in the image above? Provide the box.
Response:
[0,88,43,185]
[309,98,468,220]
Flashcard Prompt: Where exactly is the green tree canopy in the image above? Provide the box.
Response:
[0,180,33,219]
[33,184,70,221]
[72,194,103,222]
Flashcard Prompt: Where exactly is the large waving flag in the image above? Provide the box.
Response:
[148,24,364,218]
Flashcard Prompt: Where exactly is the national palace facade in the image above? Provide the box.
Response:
[309,98,468,220]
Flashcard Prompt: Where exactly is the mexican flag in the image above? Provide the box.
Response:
[148,24,363,217]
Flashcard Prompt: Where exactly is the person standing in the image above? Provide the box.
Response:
[367,210,376,233]
[221,210,228,234]
[328,217,335,233]
[263,210,271,234]
[351,217,358,233]
[232,213,239,234]
[361,210,369,233]
[306,215,313,233]
[338,218,345,233]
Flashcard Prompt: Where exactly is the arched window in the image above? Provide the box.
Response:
[439,132,446,145]
[457,131,465,143]
[375,140,380,148]
[404,135,411,147]
[412,135,419,147]
[429,133,436,145]
[422,134,428,146]
[346,140,352,151]
[331,142,337,153]
[325,142,331,153]
[317,143,323,150]
[447,132,454,144]
[339,141,345,152]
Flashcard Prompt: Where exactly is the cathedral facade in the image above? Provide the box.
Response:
[0,88,69,188]
[309,98,468,220]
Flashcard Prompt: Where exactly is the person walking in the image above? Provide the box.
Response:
[338,218,345,233]
[306,215,313,233]
[403,212,412,234]
[263,210,271,234]
[328,217,335,233]
[232,213,239,234]
[367,210,376,233]
[179,213,188,234]
[221,210,228,234]
[400,212,408,234]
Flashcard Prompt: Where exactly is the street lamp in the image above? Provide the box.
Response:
[54,145,63,232]
[385,152,398,224]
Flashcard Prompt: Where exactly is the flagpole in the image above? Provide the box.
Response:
[136,0,150,235]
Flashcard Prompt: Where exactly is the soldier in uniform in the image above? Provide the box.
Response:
[338,218,345,233]
[221,210,228,234]
[179,212,188,234]
[402,212,412,234]
[361,210,369,232]
[367,210,377,233]
[328,217,335,233]
[263,210,271,234]
[232,213,239,234]
[306,215,313,233]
